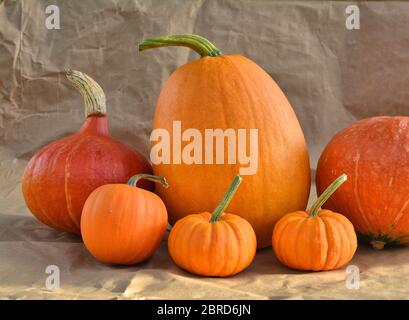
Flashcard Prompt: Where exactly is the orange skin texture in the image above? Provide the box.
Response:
[81,183,167,265]
[316,116,409,243]
[153,54,310,248]
[168,212,257,277]
[272,210,357,271]
[22,116,153,233]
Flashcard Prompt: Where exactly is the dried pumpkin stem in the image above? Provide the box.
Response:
[210,175,242,223]
[138,34,222,57]
[66,69,106,118]
[127,173,169,188]
[309,174,347,217]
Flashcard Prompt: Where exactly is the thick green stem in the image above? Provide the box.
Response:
[127,173,168,188]
[66,69,106,117]
[138,34,222,57]
[210,175,242,223]
[309,174,347,217]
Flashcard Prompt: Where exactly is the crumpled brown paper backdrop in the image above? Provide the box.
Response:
[1,0,409,299]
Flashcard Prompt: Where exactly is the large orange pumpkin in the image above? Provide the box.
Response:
[81,174,168,265]
[316,116,409,249]
[139,34,310,248]
[22,70,152,233]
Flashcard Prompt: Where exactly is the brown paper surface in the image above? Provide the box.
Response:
[1,0,409,299]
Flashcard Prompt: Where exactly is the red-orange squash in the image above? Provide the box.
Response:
[168,175,257,276]
[81,174,168,265]
[22,70,152,233]
[139,34,310,248]
[273,174,357,271]
[316,116,409,249]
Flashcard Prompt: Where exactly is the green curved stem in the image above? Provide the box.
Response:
[66,69,106,117]
[138,34,222,57]
[210,175,242,223]
[127,173,168,188]
[309,174,347,217]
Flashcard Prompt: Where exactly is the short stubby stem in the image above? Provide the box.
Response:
[138,34,222,58]
[127,173,169,188]
[210,175,242,223]
[371,240,386,250]
[309,174,347,217]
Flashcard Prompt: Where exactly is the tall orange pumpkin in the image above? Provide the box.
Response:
[139,34,310,248]
[22,70,152,233]
[316,116,409,249]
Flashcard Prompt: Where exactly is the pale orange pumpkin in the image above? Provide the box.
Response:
[139,34,310,248]
[272,174,357,271]
[168,175,257,277]
[81,174,168,265]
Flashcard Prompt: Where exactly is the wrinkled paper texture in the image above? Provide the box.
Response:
[1,0,409,299]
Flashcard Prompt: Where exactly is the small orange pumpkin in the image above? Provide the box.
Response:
[81,174,168,265]
[272,174,357,271]
[168,175,257,277]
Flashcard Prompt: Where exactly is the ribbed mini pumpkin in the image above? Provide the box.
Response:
[22,70,152,233]
[272,174,357,271]
[81,174,168,265]
[139,34,310,248]
[168,175,257,277]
